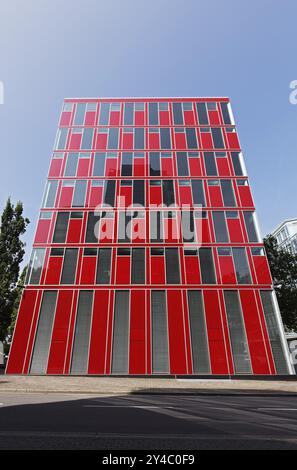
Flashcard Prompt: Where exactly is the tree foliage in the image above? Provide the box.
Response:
[264,235,297,331]
[0,199,29,341]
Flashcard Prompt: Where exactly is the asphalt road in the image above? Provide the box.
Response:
[0,392,297,449]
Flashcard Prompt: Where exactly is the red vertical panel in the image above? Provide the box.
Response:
[159,111,170,125]
[179,186,192,205]
[59,187,73,208]
[218,256,237,284]
[60,111,71,126]
[69,134,82,150]
[209,186,223,207]
[119,186,132,208]
[146,290,151,374]
[105,158,117,176]
[189,157,202,176]
[175,133,187,149]
[184,110,195,125]
[95,133,108,150]
[135,111,145,125]
[134,157,145,176]
[49,159,63,177]
[200,218,211,243]
[148,133,160,149]
[80,257,96,284]
[253,256,272,285]
[123,133,133,149]
[89,186,103,207]
[227,132,240,149]
[185,256,201,284]
[167,290,187,373]
[208,110,220,125]
[45,257,63,284]
[105,290,115,374]
[64,290,79,374]
[85,111,96,126]
[77,158,90,177]
[129,290,146,374]
[151,256,165,284]
[161,158,173,176]
[240,291,271,374]
[149,186,162,205]
[204,290,229,374]
[227,218,244,243]
[6,290,38,374]
[201,133,212,148]
[66,219,82,243]
[47,290,73,374]
[88,290,110,374]
[116,257,131,284]
[34,219,51,244]
[216,158,230,176]
[238,186,254,207]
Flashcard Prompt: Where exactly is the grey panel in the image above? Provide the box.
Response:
[65,153,79,176]
[176,152,189,176]
[93,153,106,176]
[96,248,111,284]
[70,291,93,374]
[204,152,217,176]
[187,291,210,374]
[152,291,169,373]
[221,180,236,207]
[30,291,57,374]
[231,152,244,176]
[81,128,94,150]
[212,211,229,242]
[61,248,78,284]
[224,291,251,373]
[53,212,70,243]
[132,248,145,284]
[243,211,259,242]
[29,249,46,285]
[73,180,87,207]
[199,248,216,284]
[111,291,129,374]
[86,212,100,243]
[260,291,289,374]
[232,248,251,284]
[165,248,180,284]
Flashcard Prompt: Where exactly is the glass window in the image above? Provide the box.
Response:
[61,248,78,284]
[204,152,217,176]
[65,153,78,176]
[93,152,106,176]
[232,248,251,284]
[30,291,57,373]
[224,291,251,373]
[162,180,175,206]
[96,248,111,284]
[244,211,260,242]
[186,128,198,149]
[220,102,232,125]
[149,152,161,176]
[124,103,134,125]
[176,152,189,176]
[55,128,68,150]
[111,291,129,374]
[165,248,180,284]
[152,291,169,373]
[191,180,205,206]
[72,180,87,207]
[149,103,158,125]
[134,128,144,149]
[196,102,209,125]
[150,211,163,243]
[187,291,210,373]
[160,128,171,149]
[212,211,229,242]
[172,102,183,125]
[43,180,58,208]
[107,128,119,150]
[86,212,100,243]
[98,102,110,125]
[221,180,236,207]
[133,180,145,206]
[121,152,132,176]
[53,212,70,243]
[231,152,244,176]
[132,248,145,284]
[181,210,195,242]
[211,128,224,148]
[63,102,73,112]
[103,180,116,206]
[260,291,289,374]
[74,103,86,125]
[118,211,132,243]
[81,128,93,150]
[199,248,216,284]
[70,291,93,374]
[26,248,46,285]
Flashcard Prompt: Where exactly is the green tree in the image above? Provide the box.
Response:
[7,265,27,339]
[0,199,29,341]
[264,235,297,331]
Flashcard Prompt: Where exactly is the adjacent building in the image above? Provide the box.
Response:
[6,98,292,375]
[271,218,297,255]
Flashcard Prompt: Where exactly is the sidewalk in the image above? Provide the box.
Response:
[1,375,297,395]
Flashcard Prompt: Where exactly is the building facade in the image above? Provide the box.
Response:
[271,218,297,255]
[6,97,292,375]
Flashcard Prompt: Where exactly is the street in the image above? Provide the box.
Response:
[0,392,297,449]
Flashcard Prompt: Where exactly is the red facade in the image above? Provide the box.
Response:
[6,98,291,375]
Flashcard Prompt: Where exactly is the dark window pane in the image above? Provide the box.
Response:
[96,248,111,284]
[150,211,163,242]
[86,212,100,243]
[74,103,86,125]
[149,152,161,176]
[204,152,217,176]
[53,212,70,243]
[165,248,180,284]
[99,102,110,125]
[162,180,175,206]
[121,152,132,176]
[61,248,78,284]
[186,128,198,149]
[221,180,236,207]
[28,249,46,285]
[73,180,87,207]
[132,248,145,284]
[134,128,144,149]
[149,103,158,125]
[221,102,232,125]
[133,180,145,206]
[188,291,210,373]
[93,152,106,176]
[65,153,78,176]
[160,128,171,149]
[81,128,93,150]
[172,102,183,125]
[243,211,259,242]
[124,103,134,125]
[152,291,169,373]
[112,291,129,373]
[191,180,205,206]
[103,180,116,206]
[181,211,195,242]
[212,211,229,242]
[232,248,251,284]
[118,211,132,242]
[231,152,244,176]
[43,180,58,208]
[70,291,93,374]
[196,102,209,125]
[199,248,216,284]
[176,152,189,176]
[211,128,224,148]
[224,291,251,373]
[260,291,289,374]
[107,128,119,149]
[30,291,57,373]
[56,128,68,150]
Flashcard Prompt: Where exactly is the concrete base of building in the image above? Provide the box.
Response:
[1,375,297,395]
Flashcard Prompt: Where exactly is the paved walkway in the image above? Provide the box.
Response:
[0,375,297,395]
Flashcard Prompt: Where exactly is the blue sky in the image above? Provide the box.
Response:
[0,0,296,265]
